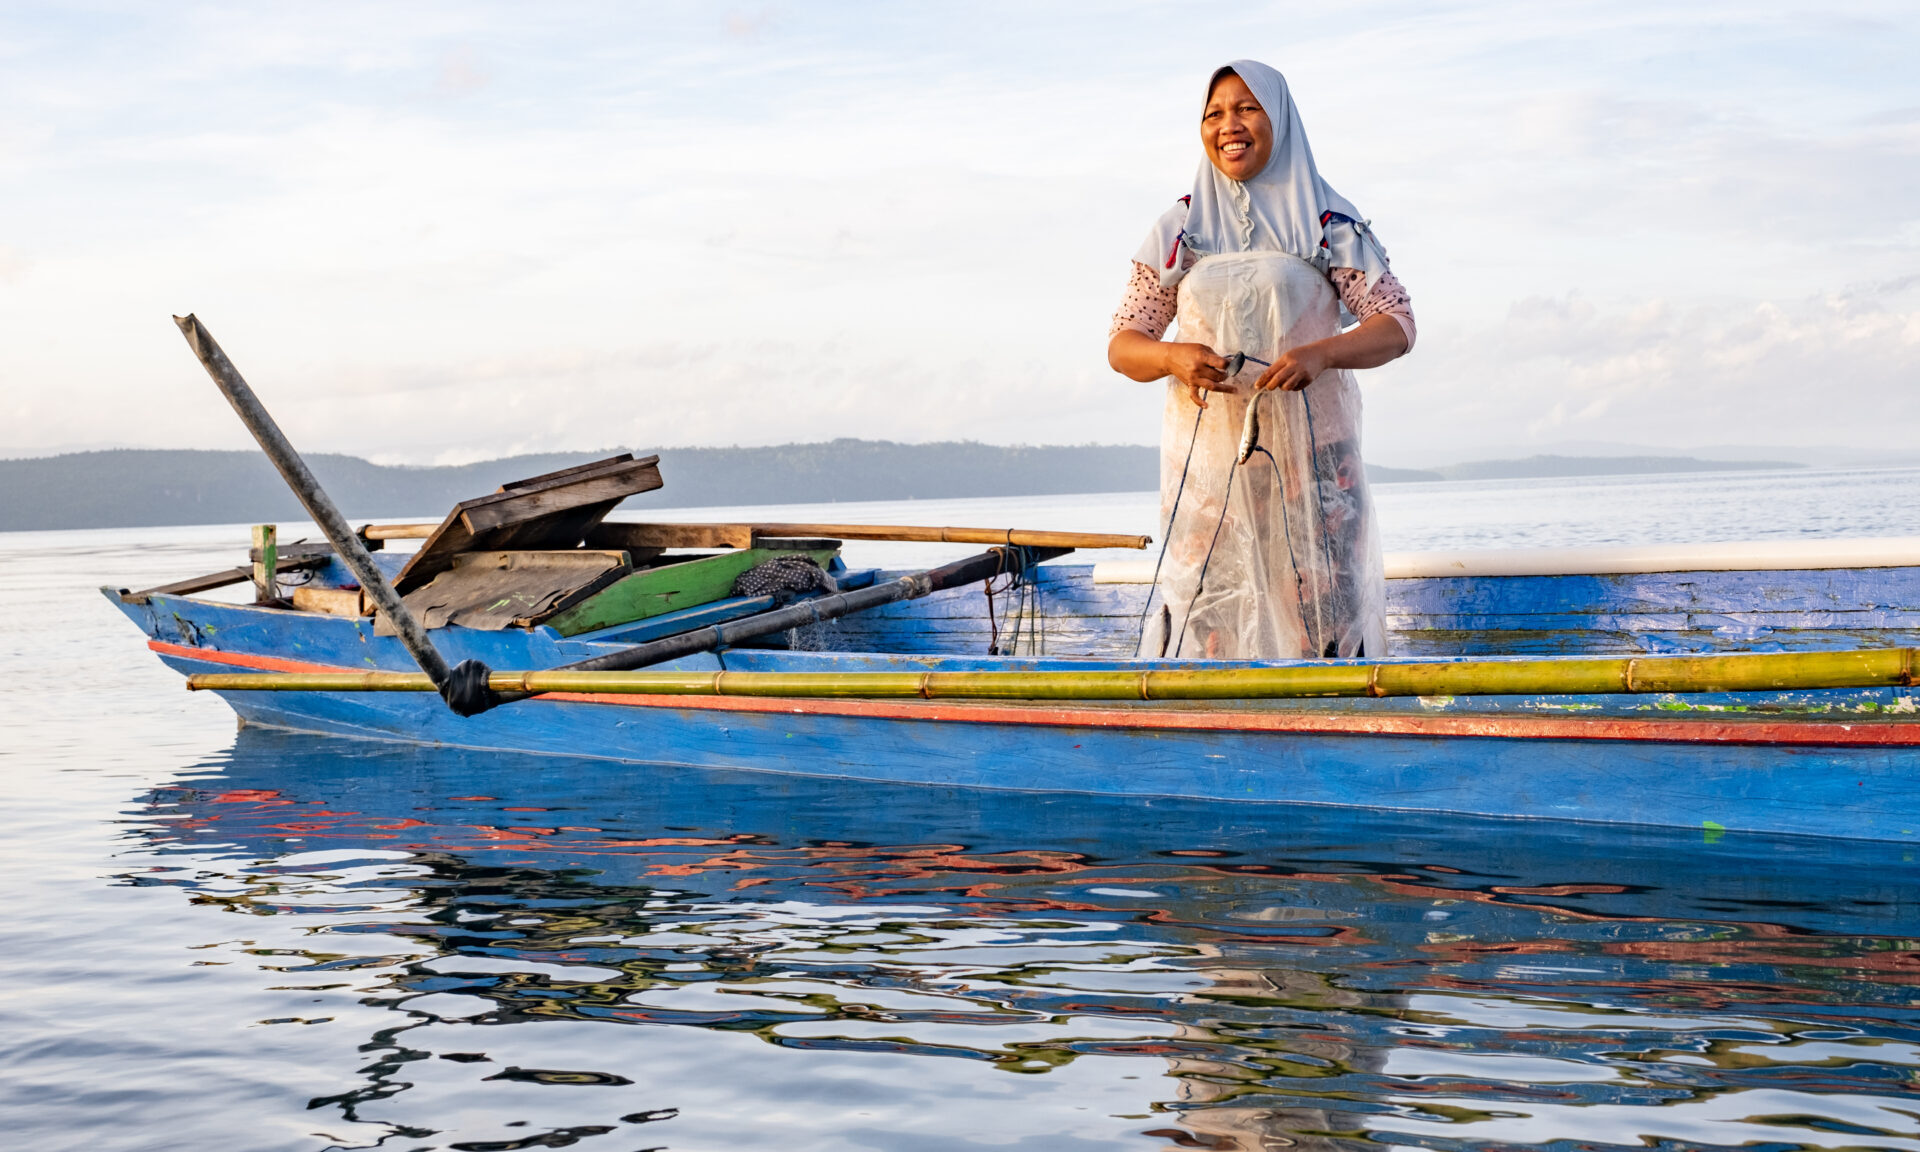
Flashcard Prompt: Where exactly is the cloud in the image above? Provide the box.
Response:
[434,45,490,97]
[1,0,1918,463]
[1366,287,1920,463]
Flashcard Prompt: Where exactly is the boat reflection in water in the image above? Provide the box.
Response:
[131,729,1920,1151]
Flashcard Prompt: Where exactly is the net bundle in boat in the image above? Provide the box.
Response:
[731,555,838,602]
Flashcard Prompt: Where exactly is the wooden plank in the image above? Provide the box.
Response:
[587,521,751,550]
[596,521,1145,550]
[249,541,334,565]
[461,549,633,571]
[251,524,277,601]
[459,458,662,534]
[291,586,368,617]
[544,547,838,637]
[361,522,437,540]
[406,455,653,572]
[393,454,662,594]
[121,555,329,604]
[500,455,642,491]
[583,525,845,554]
[380,550,633,633]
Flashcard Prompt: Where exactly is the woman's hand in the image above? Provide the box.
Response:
[1108,331,1235,408]
[1255,343,1331,392]
[1255,315,1410,392]
[1163,342,1234,409]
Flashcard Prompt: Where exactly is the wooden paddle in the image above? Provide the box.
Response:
[172,315,472,710]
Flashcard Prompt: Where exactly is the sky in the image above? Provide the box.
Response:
[1,1,1916,467]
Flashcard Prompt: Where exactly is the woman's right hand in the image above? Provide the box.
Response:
[1107,331,1233,405]
[1162,342,1233,409]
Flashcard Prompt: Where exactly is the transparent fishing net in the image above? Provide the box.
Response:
[1139,253,1386,661]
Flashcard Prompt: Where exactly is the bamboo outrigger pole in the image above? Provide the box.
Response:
[171,315,465,710]
[361,521,1150,551]
[188,645,1919,701]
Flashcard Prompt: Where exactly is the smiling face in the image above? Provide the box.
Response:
[1201,71,1273,182]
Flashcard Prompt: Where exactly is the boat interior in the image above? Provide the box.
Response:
[113,454,1920,669]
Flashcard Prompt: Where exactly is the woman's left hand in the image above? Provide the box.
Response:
[1255,342,1332,392]
[1256,316,1410,391]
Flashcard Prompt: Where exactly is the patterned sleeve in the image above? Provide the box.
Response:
[1109,260,1179,340]
[1329,267,1417,353]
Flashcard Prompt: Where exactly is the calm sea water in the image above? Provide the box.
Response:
[5,469,1920,1152]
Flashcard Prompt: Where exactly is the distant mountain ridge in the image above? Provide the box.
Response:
[1,443,1161,532]
[0,443,1809,532]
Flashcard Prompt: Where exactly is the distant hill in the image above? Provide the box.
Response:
[0,444,1805,532]
[1432,454,1803,481]
[0,443,1164,531]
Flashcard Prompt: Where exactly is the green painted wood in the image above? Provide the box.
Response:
[544,548,837,636]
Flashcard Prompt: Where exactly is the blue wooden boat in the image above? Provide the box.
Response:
[107,528,1920,844]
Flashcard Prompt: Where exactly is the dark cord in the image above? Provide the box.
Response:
[1136,405,1206,652]
[1251,444,1313,648]
[1173,456,1239,659]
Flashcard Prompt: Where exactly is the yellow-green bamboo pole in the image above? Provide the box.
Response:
[184,646,1919,701]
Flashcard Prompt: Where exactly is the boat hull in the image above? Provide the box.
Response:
[111,545,1920,844]
[146,638,1920,844]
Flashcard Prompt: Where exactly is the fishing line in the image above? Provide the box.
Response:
[1300,390,1340,651]
[1250,441,1316,653]
[1022,544,1047,656]
[1134,405,1206,652]
[1004,545,1040,656]
[1173,448,1239,659]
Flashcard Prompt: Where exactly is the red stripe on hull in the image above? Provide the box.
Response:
[153,641,342,675]
[149,639,1920,747]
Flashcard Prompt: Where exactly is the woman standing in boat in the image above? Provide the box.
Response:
[1110,60,1415,661]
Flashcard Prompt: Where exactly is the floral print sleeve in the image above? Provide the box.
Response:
[1109,260,1180,339]
[1329,267,1416,352]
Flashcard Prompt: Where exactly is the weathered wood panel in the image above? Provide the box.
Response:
[382,550,632,632]
[394,454,662,593]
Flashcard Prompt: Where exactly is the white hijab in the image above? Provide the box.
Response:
[1135,60,1389,290]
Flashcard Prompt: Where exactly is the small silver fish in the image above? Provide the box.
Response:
[1227,352,1272,464]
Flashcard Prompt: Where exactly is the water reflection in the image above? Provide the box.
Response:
[124,729,1920,1151]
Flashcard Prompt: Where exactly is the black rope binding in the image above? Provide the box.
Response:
[442,658,503,717]
[985,546,1044,656]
